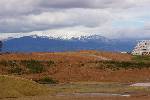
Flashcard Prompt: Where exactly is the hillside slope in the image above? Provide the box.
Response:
[0,75,49,99]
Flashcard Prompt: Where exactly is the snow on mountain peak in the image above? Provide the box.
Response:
[0,32,102,41]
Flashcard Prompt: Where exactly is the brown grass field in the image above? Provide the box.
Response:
[0,50,149,83]
[1,50,150,100]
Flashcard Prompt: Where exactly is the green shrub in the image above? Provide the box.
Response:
[37,77,58,84]
[0,60,18,67]
[8,61,23,74]
[0,60,23,74]
[47,60,55,67]
[132,55,150,63]
[0,60,55,74]
[96,60,150,70]
[8,66,22,75]
[21,60,44,73]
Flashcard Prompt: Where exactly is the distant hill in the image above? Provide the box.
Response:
[2,35,137,52]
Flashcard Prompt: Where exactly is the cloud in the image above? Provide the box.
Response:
[0,8,112,33]
[0,0,150,39]
[0,0,134,16]
[38,0,133,9]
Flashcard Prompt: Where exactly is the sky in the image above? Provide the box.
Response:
[0,0,150,39]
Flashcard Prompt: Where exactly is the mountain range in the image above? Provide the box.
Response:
[1,34,137,52]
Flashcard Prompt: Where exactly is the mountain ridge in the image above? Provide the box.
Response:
[1,34,137,52]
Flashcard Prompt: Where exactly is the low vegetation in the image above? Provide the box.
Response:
[37,77,58,84]
[0,75,50,99]
[0,59,55,74]
[21,60,44,73]
[0,51,150,83]
[132,55,150,63]
[94,60,150,70]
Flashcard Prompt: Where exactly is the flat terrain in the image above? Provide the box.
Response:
[1,51,150,99]
[2,81,150,100]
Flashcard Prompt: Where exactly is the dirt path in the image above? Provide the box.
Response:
[131,83,150,87]
[55,93,130,97]
[80,54,111,61]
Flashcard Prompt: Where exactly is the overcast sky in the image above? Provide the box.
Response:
[0,0,150,39]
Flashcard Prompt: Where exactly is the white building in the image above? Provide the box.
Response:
[132,40,150,55]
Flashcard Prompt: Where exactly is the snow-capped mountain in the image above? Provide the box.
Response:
[0,32,93,41]
[1,34,137,52]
